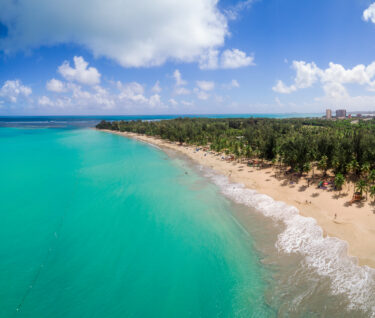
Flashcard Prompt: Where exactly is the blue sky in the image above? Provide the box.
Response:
[1,0,375,115]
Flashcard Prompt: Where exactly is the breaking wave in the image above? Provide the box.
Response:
[202,168,375,316]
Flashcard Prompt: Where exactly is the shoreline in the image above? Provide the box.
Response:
[101,129,375,268]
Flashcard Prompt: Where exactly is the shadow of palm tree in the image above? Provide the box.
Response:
[355,201,365,208]
[311,192,319,198]
[332,192,349,200]
[298,185,307,192]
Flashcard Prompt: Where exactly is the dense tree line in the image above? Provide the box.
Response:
[97,117,375,199]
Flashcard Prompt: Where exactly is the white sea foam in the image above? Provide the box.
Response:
[201,168,375,315]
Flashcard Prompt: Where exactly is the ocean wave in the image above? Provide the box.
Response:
[201,167,375,315]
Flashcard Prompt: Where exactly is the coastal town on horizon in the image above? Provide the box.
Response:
[324,108,375,120]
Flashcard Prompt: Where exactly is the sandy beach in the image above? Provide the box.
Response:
[103,130,375,268]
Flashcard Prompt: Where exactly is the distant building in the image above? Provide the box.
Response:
[336,109,346,118]
[326,109,332,119]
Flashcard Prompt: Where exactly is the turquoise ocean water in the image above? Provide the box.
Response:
[0,127,274,317]
[1,124,375,317]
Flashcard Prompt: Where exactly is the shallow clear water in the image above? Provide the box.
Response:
[1,127,374,318]
[0,128,274,317]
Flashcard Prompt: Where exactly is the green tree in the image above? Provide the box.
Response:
[355,179,368,199]
[334,173,345,195]
[369,185,375,203]
[361,162,371,178]
[318,155,328,176]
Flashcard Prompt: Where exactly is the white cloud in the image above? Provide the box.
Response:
[0,80,32,102]
[173,69,190,95]
[224,0,255,20]
[364,3,375,23]
[194,89,210,100]
[199,48,254,70]
[46,78,66,92]
[274,97,283,106]
[174,87,190,95]
[273,80,297,94]
[194,80,214,100]
[173,69,187,86]
[58,56,101,85]
[221,48,255,69]
[181,100,194,106]
[151,81,162,93]
[169,98,178,106]
[116,81,165,109]
[273,60,375,95]
[222,79,239,89]
[118,81,148,103]
[322,82,348,99]
[149,94,163,108]
[199,49,219,70]
[196,80,215,91]
[230,79,240,88]
[0,0,228,68]
[38,96,54,106]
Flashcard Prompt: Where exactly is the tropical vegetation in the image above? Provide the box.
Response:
[97,117,375,200]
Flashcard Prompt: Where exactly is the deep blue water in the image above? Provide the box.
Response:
[0,113,323,128]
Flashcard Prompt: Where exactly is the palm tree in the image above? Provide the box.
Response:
[368,170,375,185]
[334,173,345,195]
[369,185,375,203]
[355,179,368,199]
[303,162,311,175]
[361,162,371,178]
[318,155,328,177]
[351,159,360,177]
[332,157,340,174]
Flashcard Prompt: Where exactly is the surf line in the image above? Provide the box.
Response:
[13,192,73,315]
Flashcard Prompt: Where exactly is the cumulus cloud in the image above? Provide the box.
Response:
[173,69,190,95]
[273,60,375,96]
[149,94,163,108]
[364,2,375,23]
[194,80,214,100]
[151,81,162,93]
[173,70,187,86]
[46,78,66,92]
[0,80,32,102]
[181,100,194,106]
[194,89,210,100]
[224,0,255,20]
[274,97,283,106]
[222,79,240,89]
[196,80,215,91]
[199,48,254,69]
[199,49,219,70]
[174,87,190,95]
[58,56,101,85]
[0,0,228,68]
[38,96,54,106]
[221,49,255,68]
[118,81,148,104]
[169,98,178,106]
[273,80,297,94]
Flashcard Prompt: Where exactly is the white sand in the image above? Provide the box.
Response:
[103,130,375,268]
